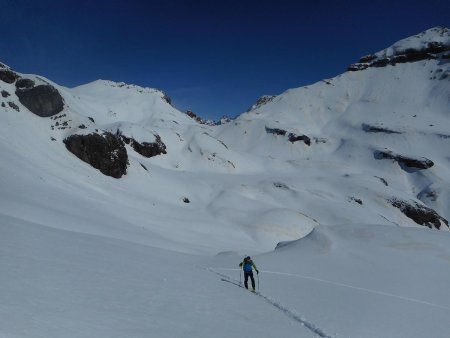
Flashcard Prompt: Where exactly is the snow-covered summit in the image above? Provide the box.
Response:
[375,26,450,58]
[348,26,450,71]
[73,79,171,101]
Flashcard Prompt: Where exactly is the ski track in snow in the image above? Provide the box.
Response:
[208,269,334,338]
[213,268,450,312]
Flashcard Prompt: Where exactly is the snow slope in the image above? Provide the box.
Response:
[2,215,450,338]
[1,26,450,337]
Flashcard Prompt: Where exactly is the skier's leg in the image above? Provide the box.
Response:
[250,272,255,290]
[244,272,249,289]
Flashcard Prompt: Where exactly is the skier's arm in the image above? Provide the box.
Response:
[252,262,259,274]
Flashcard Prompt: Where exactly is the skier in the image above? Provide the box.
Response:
[239,256,259,291]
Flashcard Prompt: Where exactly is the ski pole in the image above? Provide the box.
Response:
[240,269,242,286]
[257,273,259,291]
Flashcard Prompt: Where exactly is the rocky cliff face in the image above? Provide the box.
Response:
[63,132,128,179]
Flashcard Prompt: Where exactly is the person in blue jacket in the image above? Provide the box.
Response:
[239,256,259,291]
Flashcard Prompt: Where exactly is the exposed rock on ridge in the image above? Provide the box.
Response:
[247,95,276,112]
[120,134,167,158]
[348,26,450,71]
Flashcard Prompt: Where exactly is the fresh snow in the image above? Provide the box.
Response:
[1,26,450,337]
[2,216,450,338]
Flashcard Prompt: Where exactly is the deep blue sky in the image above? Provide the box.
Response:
[2,0,449,120]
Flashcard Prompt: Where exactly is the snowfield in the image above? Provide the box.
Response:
[1,27,450,337]
[2,216,450,338]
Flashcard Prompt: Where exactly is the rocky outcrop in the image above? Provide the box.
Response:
[349,197,363,205]
[265,127,311,146]
[1,90,10,98]
[218,115,233,125]
[186,110,206,124]
[362,123,401,134]
[348,44,448,71]
[288,133,311,146]
[15,85,64,117]
[162,92,172,105]
[15,78,35,89]
[63,132,128,178]
[185,110,215,126]
[348,27,450,71]
[374,176,388,186]
[265,126,286,136]
[120,134,167,158]
[390,198,448,229]
[0,70,19,84]
[7,102,20,112]
[247,95,276,111]
[374,149,434,170]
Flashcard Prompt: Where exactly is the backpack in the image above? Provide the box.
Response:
[242,258,253,272]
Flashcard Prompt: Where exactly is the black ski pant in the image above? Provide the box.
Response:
[244,271,255,289]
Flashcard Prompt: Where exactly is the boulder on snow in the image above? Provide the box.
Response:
[16,85,64,117]
[390,198,448,229]
[1,90,10,98]
[63,132,128,179]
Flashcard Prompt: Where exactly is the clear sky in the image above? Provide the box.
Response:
[2,0,449,120]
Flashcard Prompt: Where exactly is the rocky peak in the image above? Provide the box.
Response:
[348,26,450,71]
[247,95,276,112]
[185,110,215,125]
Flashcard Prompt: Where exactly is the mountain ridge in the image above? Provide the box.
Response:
[0,26,449,254]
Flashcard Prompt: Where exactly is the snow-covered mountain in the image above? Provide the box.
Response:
[1,27,450,338]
